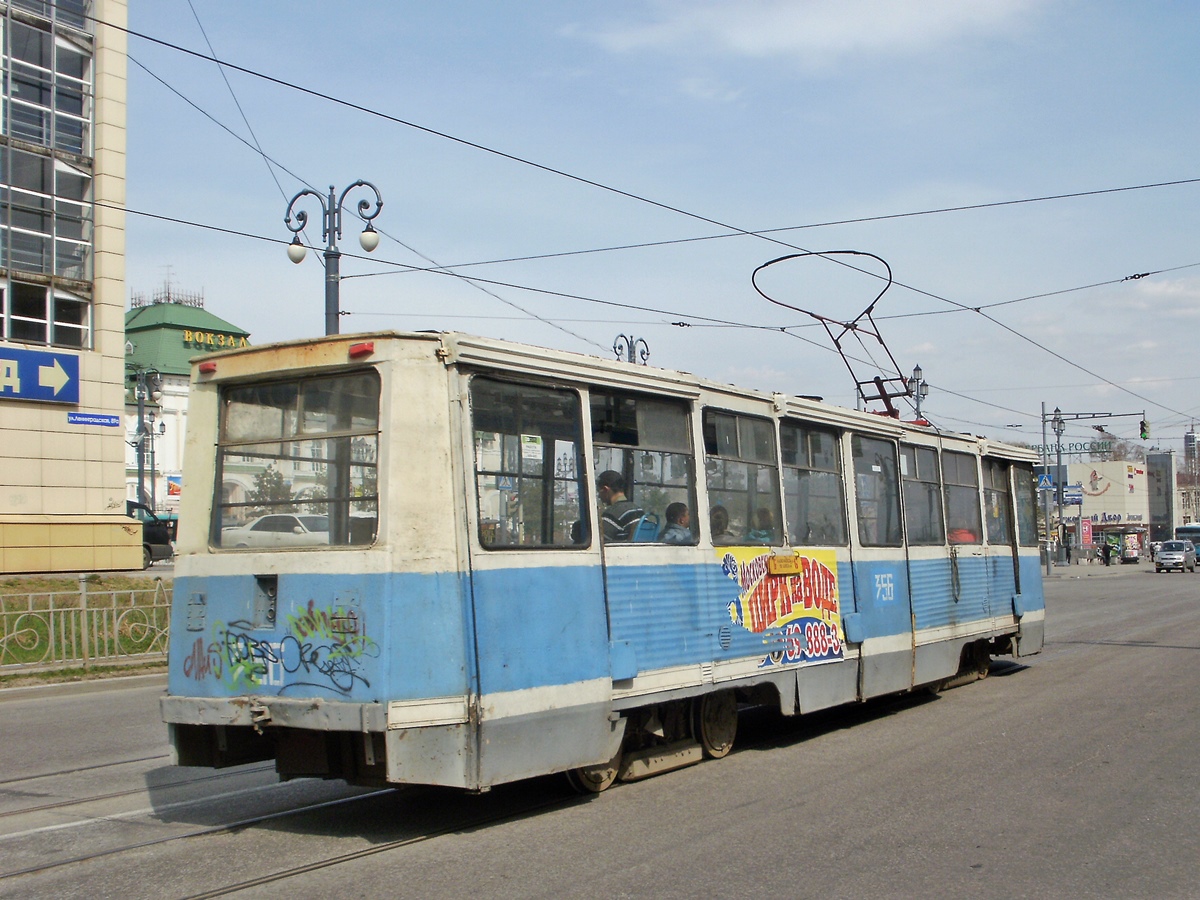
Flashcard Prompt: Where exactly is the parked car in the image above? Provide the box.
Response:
[126,501,176,569]
[221,513,329,548]
[1154,540,1196,573]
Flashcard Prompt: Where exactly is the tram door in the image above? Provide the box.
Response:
[943,450,990,620]
[591,391,704,680]
[982,458,1019,613]
[850,436,915,698]
[464,376,617,785]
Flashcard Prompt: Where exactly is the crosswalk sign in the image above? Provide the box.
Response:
[1037,473,1054,490]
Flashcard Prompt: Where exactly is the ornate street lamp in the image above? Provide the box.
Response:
[1052,406,1066,563]
[613,334,650,365]
[148,410,166,511]
[126,350,162,509]
[906,364,929,420]
[285,181,383,335]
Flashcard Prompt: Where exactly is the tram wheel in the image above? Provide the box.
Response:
[565,746,622,794]
[693,690,737,759]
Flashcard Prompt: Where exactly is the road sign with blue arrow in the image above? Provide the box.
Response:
[0,348,79,404]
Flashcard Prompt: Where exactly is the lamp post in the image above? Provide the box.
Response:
[613,334,650,364]
[285,181,384,335]
[147,410,166,511]
[128,364,162,508]
[906,364,929,420]
[1052,406,1066,564]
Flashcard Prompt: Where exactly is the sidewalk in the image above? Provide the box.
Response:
[1042,558,1150,578]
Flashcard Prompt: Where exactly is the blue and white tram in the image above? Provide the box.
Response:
[161,332,1044,792]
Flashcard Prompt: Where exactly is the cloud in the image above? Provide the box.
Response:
[678,76,743,103]
[582,0,1045,67]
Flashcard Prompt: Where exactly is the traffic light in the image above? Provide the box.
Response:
[1140,419,1149,440]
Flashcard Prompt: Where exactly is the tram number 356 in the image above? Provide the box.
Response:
[875,573,895,603]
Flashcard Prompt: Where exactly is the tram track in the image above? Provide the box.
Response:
[174,694,953,898]
[2,684,997,895]
[0,761,275,820]
[178,791,581,900]
[0,786,393,882]
[0,753,170,787]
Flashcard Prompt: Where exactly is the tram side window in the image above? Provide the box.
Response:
[704,410,782,544]
[851,435,902,547]
[471,378,586,549]
[943,450,983,545]
[214,371,380,548]
[591,391,696,544]
[901,444,945,545]
[1013,463,1039,547]
[983,458,1014,544]
[781,421,847,545]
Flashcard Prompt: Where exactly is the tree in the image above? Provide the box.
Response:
[1089,439,1146,463]
[247,465,291,514]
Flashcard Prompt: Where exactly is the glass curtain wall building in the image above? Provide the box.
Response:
[0,0,134,573]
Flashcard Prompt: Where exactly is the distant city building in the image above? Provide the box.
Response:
[1146,451,1176,543]
[0,1,132,573]
[124,285,250,515]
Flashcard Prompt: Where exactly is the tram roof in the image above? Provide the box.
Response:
[190,329,1038,462]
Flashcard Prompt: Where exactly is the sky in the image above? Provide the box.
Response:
[122,1,1200,456]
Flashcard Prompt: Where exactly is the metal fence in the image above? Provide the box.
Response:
[0,581,171,674]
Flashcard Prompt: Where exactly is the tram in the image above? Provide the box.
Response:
[161,331,1045,792]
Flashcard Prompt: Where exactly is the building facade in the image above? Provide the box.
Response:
[0,0,133,573]
[124,286,249,519]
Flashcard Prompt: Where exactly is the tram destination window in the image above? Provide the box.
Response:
[943,450,983,545]
[851,435,902,547]
[213,371,380,549]
[703,410,782,545]
[781,421,846,545]
[901,444,945,545]
[983,458,1014,544]
[1013,463,1039,547]
[592,390,696,544]
[471,378,587,549]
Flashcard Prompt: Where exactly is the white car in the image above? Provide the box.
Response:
[1154,540,1196,573]
[221,513,329,548]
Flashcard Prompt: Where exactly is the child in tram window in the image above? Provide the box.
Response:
[659,502,694,544]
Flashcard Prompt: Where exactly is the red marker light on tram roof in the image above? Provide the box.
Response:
[348,342,375,359]
[198,361,217,374]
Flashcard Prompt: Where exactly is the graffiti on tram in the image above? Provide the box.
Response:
[181,600,380,696]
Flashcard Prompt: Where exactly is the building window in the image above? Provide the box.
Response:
[2,14,93,155]
[10,1,89,33]
[1,280,89,347]
[0,146,92,281]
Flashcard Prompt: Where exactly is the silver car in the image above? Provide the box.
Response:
[221,513,329,548]
[1154,540,1196,573]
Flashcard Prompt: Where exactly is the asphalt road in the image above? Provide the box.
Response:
[1,563,1196,899]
